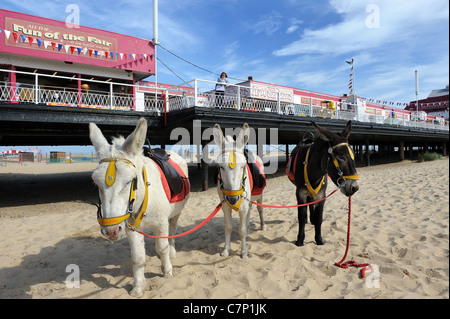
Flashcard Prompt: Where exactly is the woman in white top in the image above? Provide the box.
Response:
[215,72,229,107]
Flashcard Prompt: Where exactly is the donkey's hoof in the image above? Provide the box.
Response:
[295,240,304,247]
[315,237,324,245]
[129,287,144,298]
[220,249,229,257]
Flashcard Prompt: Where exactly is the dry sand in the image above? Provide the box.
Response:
[0,158,448,299]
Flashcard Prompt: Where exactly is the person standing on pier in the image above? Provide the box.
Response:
[215,72,229,107]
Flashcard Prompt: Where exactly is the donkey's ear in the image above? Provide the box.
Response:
[213,124,224,148]
[312,121,335,142]
[89,123,110,158]
[122,118,148,156]
[341,121,352,139]
[236,123,250,149]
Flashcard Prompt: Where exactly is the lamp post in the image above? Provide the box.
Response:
[415,70,419,114]
[153,0,160,102]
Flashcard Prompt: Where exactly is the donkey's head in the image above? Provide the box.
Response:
[312,121,359,196]
[89,118,147,241]
[213,123,250,210]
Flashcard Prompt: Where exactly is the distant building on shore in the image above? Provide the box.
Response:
[406,85,449,120]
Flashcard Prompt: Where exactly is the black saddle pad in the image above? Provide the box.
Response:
[144,147,184,195]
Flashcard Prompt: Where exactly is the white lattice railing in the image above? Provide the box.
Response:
[1,68,448,131]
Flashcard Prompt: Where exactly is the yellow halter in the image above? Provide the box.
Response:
[96,158,149,230]
[218,149,246,211]
[332,143,360,181]
[304,143,359,196]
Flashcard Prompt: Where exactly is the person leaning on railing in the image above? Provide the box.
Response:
[215,72,229,107]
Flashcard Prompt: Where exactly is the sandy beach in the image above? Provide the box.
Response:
[0,158,448,299]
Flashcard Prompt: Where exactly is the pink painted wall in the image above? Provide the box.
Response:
[0,9,155,74]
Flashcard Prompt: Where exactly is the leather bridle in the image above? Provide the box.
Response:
[96,158,149,231]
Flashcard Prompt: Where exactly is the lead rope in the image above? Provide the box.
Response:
[135,202,223,239]
[334,196,371,278]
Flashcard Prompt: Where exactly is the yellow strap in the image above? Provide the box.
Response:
[224,197,242,211]
[332,144,359,180]
[100,158,135,167]
[304,148,325,196]
[100,158,135,187]
[133,167,148,229]
[105,161,116,187]
[332,143,355,160]
[343,174,359,180]
[218,152,247,211]
[229,151,236,169]
[96,159,149,230]
[222,188,244,196]
[98,213,130,226]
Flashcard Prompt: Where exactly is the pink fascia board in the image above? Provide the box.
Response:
[0,9,155,74]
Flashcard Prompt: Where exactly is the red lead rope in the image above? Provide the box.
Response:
[250,189,338,208]
[135,193,370,279]
[334,196,371,278]
[136,203,223,239]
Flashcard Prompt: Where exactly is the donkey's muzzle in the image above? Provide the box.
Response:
[225,195,240,205]
[340,180,359,196]
[101,225,123,241]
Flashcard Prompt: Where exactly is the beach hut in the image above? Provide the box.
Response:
[49,151,66,163]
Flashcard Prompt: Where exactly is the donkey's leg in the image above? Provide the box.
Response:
[238,207,251,258]
[256,195,266,231]
[127,230,146,298]
[221,209,233,257]
[168,213,180,259]
[155,222,173,277]
[310,201,325,245]
[295,189,308,246]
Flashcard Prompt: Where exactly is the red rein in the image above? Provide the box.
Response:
[334,196,371,278]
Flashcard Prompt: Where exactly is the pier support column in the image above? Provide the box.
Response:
[443,142,447,156]
[257,128,264,160]
[201,142,209,191]
[196,143,201,169]
[365,138,370,167]
[285,144,289,163]
[399,140,405,161]
[358,142,364,162]
[202,157,209,191]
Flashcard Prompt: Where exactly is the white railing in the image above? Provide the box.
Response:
[1,68,448,131]
[166,79,448,131]
[0,68,165,112]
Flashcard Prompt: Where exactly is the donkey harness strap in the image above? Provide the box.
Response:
[97,158,149,230]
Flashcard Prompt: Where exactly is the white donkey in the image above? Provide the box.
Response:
[89,118,189,297]
[213,123,266,258]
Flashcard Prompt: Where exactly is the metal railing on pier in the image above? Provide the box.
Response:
[1,69,448,131]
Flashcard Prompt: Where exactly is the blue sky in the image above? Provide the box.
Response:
[1,0,449,152]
